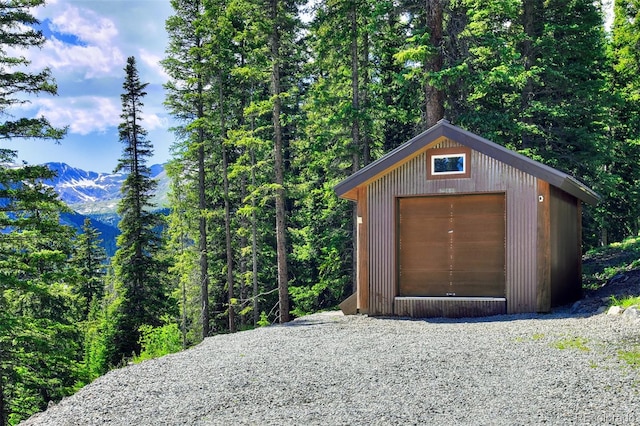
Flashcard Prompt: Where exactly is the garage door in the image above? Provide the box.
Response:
[398,193,505,297]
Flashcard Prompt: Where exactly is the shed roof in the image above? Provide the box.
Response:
[335,120,600,205]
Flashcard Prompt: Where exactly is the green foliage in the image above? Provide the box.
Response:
[133,319,183,363]
[609,295,640,308]
[599,0,640,245]
[0,3,76,422]
[257,311,270,327]
[71,218,108,318]
[552,336,591,352]
[0,0,67,146]
[82,291,121,380]
[0,164,84,424]
[618,348,640,369]
[583,236,640,288]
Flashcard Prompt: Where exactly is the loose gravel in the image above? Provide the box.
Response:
[22,311,640,425]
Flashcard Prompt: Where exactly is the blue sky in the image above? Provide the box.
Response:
[5,0,174,173]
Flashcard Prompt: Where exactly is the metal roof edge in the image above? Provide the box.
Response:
[334,122,446,196]
[559,176,601,206]
[440,123,600,205]
[335,119,600,205]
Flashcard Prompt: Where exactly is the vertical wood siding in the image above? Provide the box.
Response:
[367,139,538,315]
[549,186,582,306]
[356,187,369,313]
[395,297,507,318]
[536,180,552,313]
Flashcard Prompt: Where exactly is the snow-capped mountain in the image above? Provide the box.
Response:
[43,162,169,214]
[43,162,125,205]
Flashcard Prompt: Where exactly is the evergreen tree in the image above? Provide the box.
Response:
[203,0,237,332]
[163,0,294,331]
[163,0,216,338]
[71,218,107,318]
[164,160,200,345]
[0,164,82,425]
[268,0,291,323]
[423,0,445,128]
[110,56,173,363]
[223,0,282,326]
[0,0,66,151]
[288,0,422,314]
[604,0,640,243]
[0,1,81,423]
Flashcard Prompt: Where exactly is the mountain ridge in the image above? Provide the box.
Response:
[42,162,170,256]
[43,161,169,214]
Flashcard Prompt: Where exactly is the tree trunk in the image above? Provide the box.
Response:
[270,0,290,323]
[239,174,248,328]
[251,147,259,326]
[0,375,6,426]
[197,78,209,338]
[361,20,371,167]
[520,0,544,149]
[424,0,445,128]
[198,138,209,338]
[179,211,187,348]
[350,0,360,294]
[223,144,235,332]
[182,265,187,348]
[220,74,236,333]
[195,32,210,339]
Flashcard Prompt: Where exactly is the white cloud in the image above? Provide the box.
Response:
[28,0,173,84]
[31,97,120,135]
[27,4,125,78]
[50,5,118,46]
[37,37,125,79]
[30,2,172,81]
[24,96,168,136]
[140,112,168,131]
[139,48,169,83]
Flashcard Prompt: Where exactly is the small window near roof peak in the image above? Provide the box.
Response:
[427,147,471,179]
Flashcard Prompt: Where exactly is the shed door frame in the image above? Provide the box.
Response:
[396,192,507,298]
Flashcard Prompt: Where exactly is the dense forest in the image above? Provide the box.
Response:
[1,0,640,423]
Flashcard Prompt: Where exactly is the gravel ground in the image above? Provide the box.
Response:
[22,310,640,426]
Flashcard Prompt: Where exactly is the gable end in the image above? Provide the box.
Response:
[335,120,599,205]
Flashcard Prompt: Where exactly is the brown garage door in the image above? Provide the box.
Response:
[398,193,505,297]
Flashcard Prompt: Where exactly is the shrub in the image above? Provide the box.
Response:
[134,319,182,363]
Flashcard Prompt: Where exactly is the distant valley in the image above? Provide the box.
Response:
[43,162,170,256]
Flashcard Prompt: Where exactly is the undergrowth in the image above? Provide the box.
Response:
[583,236,640,290]
[609,295,640,308]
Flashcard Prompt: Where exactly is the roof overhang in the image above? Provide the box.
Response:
[335,120,600,206]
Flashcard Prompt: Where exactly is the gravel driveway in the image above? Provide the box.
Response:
[22,311,640,425]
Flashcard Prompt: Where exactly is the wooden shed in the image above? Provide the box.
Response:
[335,120,599,318]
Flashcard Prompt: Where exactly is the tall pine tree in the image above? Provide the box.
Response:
[604,0,640,243]
[110,56,173,363]
[163,0,217,338]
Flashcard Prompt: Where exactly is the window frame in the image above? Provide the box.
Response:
[426,146,472,180]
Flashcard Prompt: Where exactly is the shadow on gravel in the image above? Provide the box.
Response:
[282,313,346,327]
[373,271,640,324]
[283,305,601,328]
[283,271,640,327]
[372,309,588,325]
